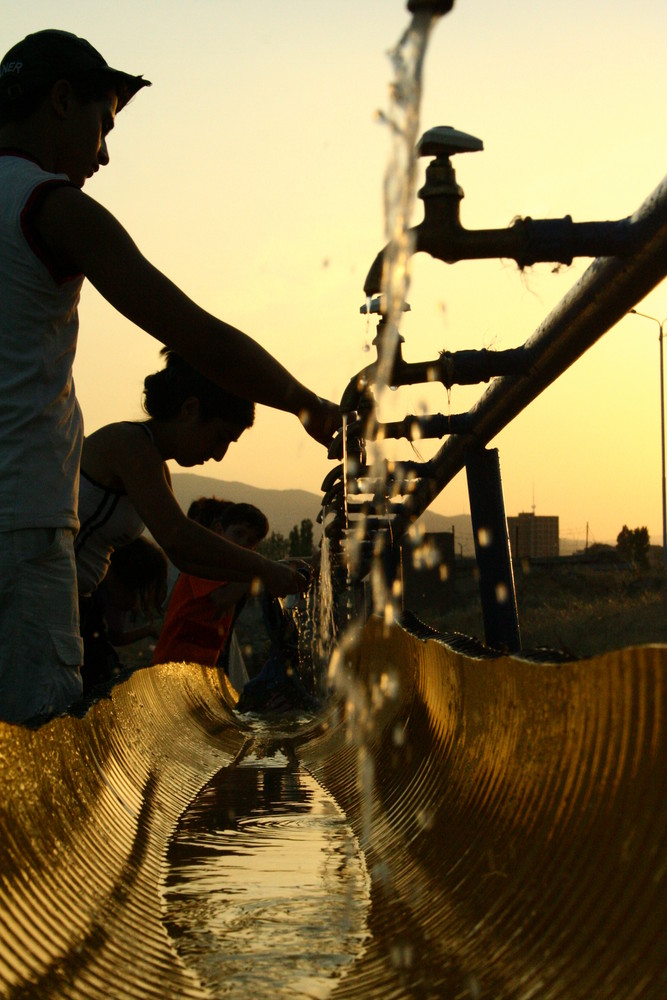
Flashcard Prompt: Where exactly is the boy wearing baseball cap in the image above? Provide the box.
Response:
[0,29,150,119]
[0,30,339,723]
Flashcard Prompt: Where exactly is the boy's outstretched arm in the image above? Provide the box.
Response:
[35,186,341,446]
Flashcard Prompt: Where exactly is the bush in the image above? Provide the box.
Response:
[616,525,650,569]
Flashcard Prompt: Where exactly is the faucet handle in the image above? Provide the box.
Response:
[417,126,483,159]
[360,296,411,316]
[407,0,455,11]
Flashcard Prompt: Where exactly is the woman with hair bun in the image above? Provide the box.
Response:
[76,350,308,684]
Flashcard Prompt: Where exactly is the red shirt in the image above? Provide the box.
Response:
[151,572,234,667]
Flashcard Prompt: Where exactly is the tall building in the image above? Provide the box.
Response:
[507,512,559,560]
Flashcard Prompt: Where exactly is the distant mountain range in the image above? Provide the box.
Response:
[171,472,478,555]
[171,473,589,558]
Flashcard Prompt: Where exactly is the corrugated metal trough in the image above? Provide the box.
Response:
[1,619,667,998]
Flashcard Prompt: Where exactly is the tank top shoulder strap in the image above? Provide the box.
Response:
[122,420,155,443]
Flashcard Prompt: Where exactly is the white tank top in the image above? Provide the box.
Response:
[75,423,154,595]
[0,151,84,531]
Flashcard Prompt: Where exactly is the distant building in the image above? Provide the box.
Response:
[507,512,559,560]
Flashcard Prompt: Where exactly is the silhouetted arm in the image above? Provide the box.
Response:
[35,186,341,445]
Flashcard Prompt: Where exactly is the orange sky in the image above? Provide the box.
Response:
[5,1,667,545]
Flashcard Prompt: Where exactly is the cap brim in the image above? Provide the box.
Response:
[104,69,151,112]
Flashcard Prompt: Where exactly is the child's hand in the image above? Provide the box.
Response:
[263,559,310,597]
[284,557,313,576]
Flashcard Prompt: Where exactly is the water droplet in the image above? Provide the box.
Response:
[477,527,492,547]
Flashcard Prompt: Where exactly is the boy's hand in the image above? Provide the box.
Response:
[298,396,341,447]
[284,557,313,576]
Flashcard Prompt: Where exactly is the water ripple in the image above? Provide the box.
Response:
[162,751,371,998]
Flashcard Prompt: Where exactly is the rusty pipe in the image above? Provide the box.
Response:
[364,214,635,297]
[388,172,667,536]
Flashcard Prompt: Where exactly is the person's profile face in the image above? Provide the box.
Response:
[177,408,245,467]
[58,86,117,187]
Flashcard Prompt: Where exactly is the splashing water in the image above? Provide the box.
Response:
[315,534,337,672]
[325,7,440,674]
[326,7,440,875]
[375,11,437,391]
[341,413,350,530]
[368,10,438,620]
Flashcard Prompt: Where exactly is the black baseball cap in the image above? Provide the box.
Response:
[0,29,150,114]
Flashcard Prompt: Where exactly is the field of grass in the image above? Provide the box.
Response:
[418,560,667,659]
[122,558,667,677]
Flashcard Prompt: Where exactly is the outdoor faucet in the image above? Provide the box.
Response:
[363,126,636,296]
[339,298,528,414]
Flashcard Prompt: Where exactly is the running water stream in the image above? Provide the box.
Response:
[328,3,437,844]
[375,10,435,397]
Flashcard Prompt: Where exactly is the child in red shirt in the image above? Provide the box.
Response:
[151,502,268,668]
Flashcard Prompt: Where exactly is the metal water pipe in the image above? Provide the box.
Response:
[386,173,667,538]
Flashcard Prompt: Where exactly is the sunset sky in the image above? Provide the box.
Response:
[5,0,667,546]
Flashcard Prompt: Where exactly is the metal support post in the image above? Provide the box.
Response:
[465,446,521,652]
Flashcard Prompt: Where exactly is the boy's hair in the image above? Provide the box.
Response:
[0,29,150,127]
[143,350,255,429]
[213,502,269,542]
[108,536,168,614]
[187,497,233,528]
[186,497,268,542]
